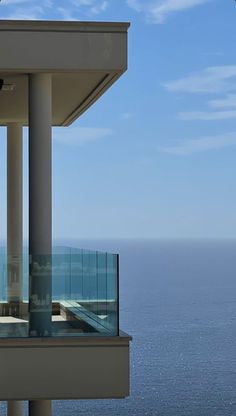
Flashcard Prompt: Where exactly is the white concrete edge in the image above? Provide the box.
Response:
[0,332,132,348]
[63,71,124,126]
[0,20,130,33]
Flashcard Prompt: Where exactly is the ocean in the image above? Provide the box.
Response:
[1,239,236,415]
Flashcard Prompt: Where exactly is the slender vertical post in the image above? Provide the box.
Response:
[7,123,23,312]
[28,73,52,338]
[28,73,52,416]
[7,401,24,416]
[29,400,51,416]
[7,123,23,416]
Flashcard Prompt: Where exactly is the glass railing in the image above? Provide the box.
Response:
[0,246,119,338]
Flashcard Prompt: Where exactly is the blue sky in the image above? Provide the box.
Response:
[0,0,236,239]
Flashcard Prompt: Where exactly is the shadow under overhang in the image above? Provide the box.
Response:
[0,71,122,126]
[0,20,129,126]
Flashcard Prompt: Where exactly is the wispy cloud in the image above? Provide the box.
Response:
[127,0,209,24]
[71,0,108,14]
[121,112,134,120]
[0,0,52,19]
[209,94,236,109]
[159,132,236,155]
[3,11,41,19]
[1,0,35,4]
[53,127,112,146]
[178,110,236,121]
[164,66,236,94]
[90,0,108,14]
[0,0,109,20]
[56,7,74,21]
[1,0,52,5]
[165,67,236,121]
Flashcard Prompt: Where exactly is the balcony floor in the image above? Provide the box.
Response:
[0,315,84,337]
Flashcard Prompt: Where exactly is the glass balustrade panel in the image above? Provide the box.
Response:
[0,246,119,337]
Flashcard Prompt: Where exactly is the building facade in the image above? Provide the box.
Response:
[0,20,131,416]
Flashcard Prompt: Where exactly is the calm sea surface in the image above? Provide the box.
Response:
[2,239,236,415]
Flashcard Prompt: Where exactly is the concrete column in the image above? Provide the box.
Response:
[29,401,51,416]
[7,401,24,416]
[28,73,52,338]
[7,123,23,313]
[7,124,24,416]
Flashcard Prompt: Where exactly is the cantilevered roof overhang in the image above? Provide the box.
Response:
[0,20,129,126]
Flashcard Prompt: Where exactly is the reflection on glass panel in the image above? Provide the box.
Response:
[70,248,83,302]
[107,253,118,332]
[23,248,29,302]
[0,246,119,338]
[52,246,71,302]
[29,254,52,337]
[97,252,107,318]
[0,248,7,303]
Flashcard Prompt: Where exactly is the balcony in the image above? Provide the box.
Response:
[0,246,120,337]
[0,246,131,400]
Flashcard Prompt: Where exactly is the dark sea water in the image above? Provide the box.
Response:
[2,239,236,415]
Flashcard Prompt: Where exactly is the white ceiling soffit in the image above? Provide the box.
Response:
[0,20,130,126]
